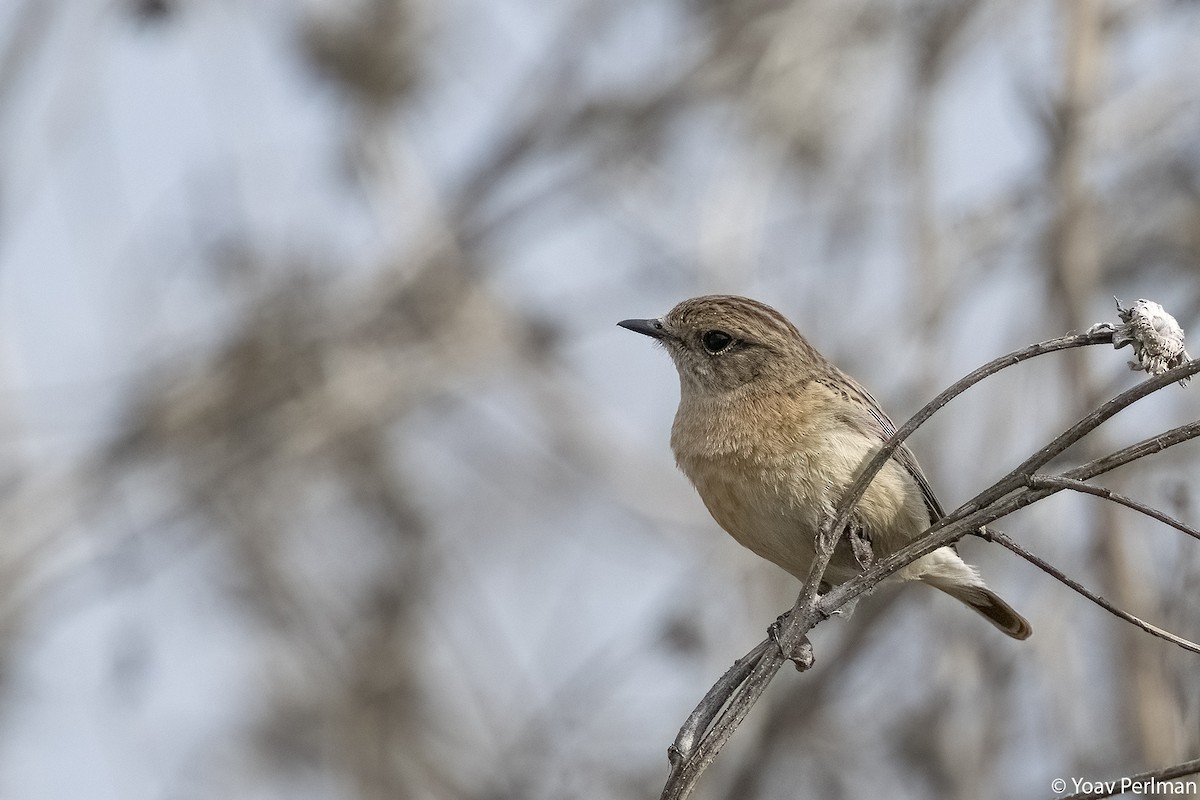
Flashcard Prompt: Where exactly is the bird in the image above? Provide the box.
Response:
[619,294,1031,639]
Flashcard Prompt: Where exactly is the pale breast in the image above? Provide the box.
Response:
[672,425,833,580]
[671,391,932,584]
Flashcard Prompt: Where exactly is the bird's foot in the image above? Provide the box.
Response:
[848,520,874,570]
[768,611,815,671]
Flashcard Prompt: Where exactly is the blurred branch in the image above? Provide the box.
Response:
[0,0,54,113]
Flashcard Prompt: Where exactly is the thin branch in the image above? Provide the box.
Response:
[940,357,1200,531]
[987,530,1200,655]
[661,646,785,799]
[1056,756,1200,800]
[813,371,1200,658]
[1065,418,1200,483]
[975,418,1200,539]
[1013,359,1200,479]
[831,416,1200,617]
[669,640,772,766]
[1026,475,1200,544]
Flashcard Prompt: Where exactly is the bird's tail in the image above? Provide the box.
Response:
[913,548,1032,640]
[936,583,1032,640]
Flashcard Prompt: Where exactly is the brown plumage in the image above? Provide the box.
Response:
[619,295,1031,640]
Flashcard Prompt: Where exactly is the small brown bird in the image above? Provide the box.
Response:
[619,295,1031,639]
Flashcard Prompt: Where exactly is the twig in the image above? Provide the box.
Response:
[669,640,772,766]
[1026,475,1200,543]
[1065,418,1200,483]
[824,366,1200,635]
[820,415,1200,620]
[939,357,1200,531]
[987,530,1200,654]
[1056,756,1200,800]
[660,646,785,798]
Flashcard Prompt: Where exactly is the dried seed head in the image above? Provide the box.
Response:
[1090,298,1192,385]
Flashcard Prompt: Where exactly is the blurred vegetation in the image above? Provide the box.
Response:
[1,1,1199,798]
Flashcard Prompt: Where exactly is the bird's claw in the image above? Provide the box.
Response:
[768,611,815,671]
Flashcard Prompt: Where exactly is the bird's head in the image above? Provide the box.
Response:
[619,295,819,396]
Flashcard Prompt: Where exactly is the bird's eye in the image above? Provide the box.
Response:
[701,330,733,354]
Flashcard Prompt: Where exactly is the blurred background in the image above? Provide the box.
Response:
[1,0,1199,798]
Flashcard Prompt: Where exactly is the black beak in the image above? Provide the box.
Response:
[617,318,667,339]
